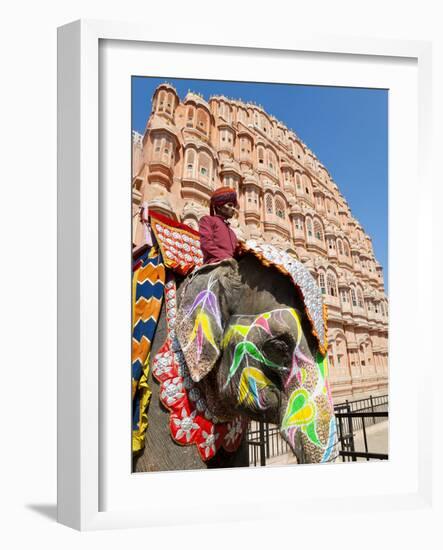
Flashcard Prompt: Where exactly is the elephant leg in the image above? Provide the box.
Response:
[206,436,250,469]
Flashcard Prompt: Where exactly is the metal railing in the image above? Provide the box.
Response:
[334,394,389,461]
[247,421,291,467]
[246,394,388,466]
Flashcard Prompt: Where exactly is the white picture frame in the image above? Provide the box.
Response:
[57,19,433,531]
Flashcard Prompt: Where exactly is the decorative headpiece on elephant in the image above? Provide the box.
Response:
[176,244,338,465]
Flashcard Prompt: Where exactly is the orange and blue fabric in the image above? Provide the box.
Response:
[132,245,166,452]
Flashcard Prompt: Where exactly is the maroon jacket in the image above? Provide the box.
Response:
[199,214,238,264]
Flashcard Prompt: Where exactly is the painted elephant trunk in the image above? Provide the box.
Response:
[279,348,338,463]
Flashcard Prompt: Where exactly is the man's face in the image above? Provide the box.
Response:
[216,201,237,219]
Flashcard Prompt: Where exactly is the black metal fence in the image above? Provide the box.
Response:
[247,394,388,466]
[334,394,388,461]
[247,421,291,467]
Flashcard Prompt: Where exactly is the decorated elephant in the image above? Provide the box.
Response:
[132,214,338,472]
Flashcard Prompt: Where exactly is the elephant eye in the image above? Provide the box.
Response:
[262,335,293,367]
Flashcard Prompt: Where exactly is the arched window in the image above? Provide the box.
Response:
[240,136,251,159]
[340,289,348,303]
[296,173,302,190]
[357,289,364,308]
[197,110,208,133]
[275,197,286,219]
[267,150,276,173]
[258,147,265,165]
[153,136,162,159]
[319,273,326,294]
[186,149,195,176]
[293,217,300,230]
[337,240,343,255]
[350,287,357,307]
[198,152,210,180]
[306,218,313,237]
[344,242,350,257]
[327,273,337,297]
[166,92,173,113]
[158,91,166,111]
[314,220,323,241]
[186,107,194,127]
[265,194,274,214]
[162,137,171,163]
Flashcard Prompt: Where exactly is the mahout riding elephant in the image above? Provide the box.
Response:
[133,242,338,472]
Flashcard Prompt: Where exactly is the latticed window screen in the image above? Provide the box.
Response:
[357,289,364,308]
[197,110,207,132]
[187,107,194,127]
[275,197,285,219]
[199,153,210,179]
[186,150,195,174]
[265,194,273,214]
[166,92,173,113]
[306,219,313,237]
[314,220,323,240]
[258,147,264,164]
[327,273,337,297]
[350,288,357,306]
[319,273,326,294]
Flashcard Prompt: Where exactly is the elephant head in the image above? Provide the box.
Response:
[176,247,338,464]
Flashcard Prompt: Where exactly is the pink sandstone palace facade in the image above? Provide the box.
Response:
[132,82,388,400]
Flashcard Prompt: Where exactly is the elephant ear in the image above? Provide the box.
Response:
[176,259,240,383]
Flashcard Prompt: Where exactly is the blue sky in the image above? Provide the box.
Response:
[132,77,388,292]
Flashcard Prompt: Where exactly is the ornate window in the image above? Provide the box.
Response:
[275,197,286,219]
[337,239,343,255]
[344,242,350,257]
[327,273,337,297]
[240,136,251,159]
[350,287,357,306]
[166,92,173,113]
[340,289,348,303]
[162,137,171,163]
[153,136,162,159]
[296,174,301,190]
[197,110,208,133]
[186,107,194,127]
[319,273,326,294]
[294,218,303,231]
[198,152,210,181]
[267,150,276,173]
[265,194,274,214]
[314,220,324,241]
[258,146,265,165]
[357,289,364,308]
[306,218,313,237]
[185,149,195,177]
[158,91,166,111]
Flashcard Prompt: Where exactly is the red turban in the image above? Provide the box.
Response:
[209,187,238,216]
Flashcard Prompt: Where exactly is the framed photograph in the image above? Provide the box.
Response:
[57,20,433,530]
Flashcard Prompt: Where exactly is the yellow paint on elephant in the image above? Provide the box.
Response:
[238,367,274,408]
[222,324,251,347]
[191,309,218,350]
[287,308,303,348]
[282,388,316,428]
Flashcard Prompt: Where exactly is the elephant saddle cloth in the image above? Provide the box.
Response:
[150,211,204,276]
